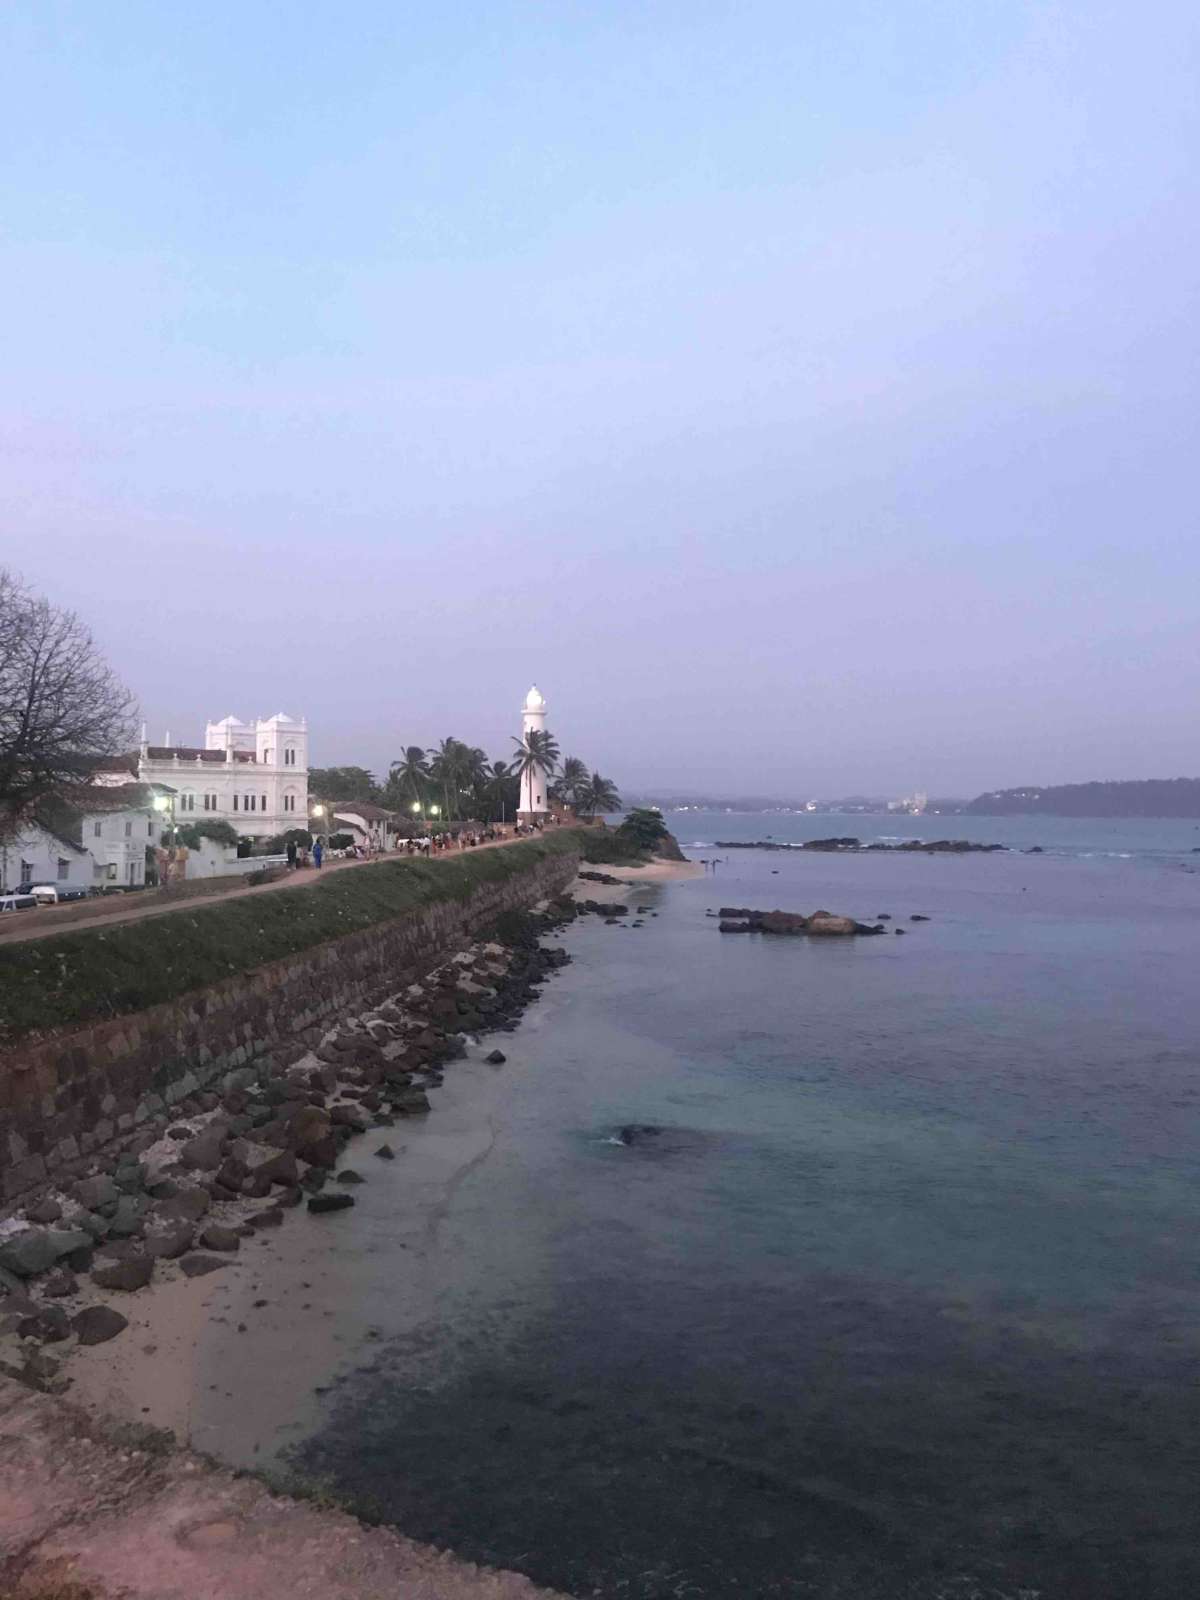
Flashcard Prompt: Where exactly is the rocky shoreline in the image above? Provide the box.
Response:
[0,893,595,1398]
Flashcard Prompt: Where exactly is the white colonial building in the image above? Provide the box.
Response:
[93,713,309,840]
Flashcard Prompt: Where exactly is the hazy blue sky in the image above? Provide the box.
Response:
[3,2,1197,797]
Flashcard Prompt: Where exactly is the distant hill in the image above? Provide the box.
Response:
[963,779,1200,818]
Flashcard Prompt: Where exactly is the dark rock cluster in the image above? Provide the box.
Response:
[0,902,577,1394]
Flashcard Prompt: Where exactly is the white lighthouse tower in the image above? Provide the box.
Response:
[519,684,550,817]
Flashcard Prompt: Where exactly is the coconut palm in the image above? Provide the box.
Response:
[484,759,518,822]
[511,728,559,811]
[428,736,468,818]
[390,745,431,818]
[577,773,621,817]
[552,755,589,810]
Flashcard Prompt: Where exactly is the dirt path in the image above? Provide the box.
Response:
[0,832,541,950]
[0,1375,563,1600]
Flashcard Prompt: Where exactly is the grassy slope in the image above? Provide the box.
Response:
[0,833,582,1046]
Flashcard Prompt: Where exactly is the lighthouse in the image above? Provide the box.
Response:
[519,684,549,817]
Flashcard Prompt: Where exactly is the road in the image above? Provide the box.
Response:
[0,831,544,950]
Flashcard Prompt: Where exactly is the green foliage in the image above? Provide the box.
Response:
[0,832,585,1045]
[173,820,240,851]
[308,765,381,803]
[578,829,648,865]
[616,806,670,851]
[328,832,353,849]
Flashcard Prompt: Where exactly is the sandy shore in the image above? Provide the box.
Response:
[580,857,703,883]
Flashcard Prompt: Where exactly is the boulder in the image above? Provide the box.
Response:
[18,1305,72,1344]
[307,1192,355,1214]
[180,1126,226,1171]
[758,912,811,935]
[92,1256,154,1292]
[178,1254,227,1278]
[144,1222,194,1260]
[485,1050,507,1065]
[215,1156,249,1192]
[107,1195,149,1238]
[40,1269,78,1298]
[336,1170,364,1185]
[299,1135,339,1170]
[718,920,753,932]
[254,1151,298,1188]
[157,1186,211,1223]
[374,1144,396,1160]
[0,1228,92,1279]
[197,1225,240,1253]
[26,1198,63,1225]
[72,1305,129,1346]
[73,1175,119,1212]
[802,912,859,937]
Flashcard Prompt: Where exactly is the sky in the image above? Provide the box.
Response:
[2,1,1198,799]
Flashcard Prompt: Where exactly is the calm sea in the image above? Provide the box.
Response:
[271,813,1200,1599]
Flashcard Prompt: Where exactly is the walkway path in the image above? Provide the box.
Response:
[0,832,548,950]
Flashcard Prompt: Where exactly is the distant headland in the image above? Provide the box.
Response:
[628,778,1200,820]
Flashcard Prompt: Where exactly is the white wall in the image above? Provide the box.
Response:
[0,825,92,893]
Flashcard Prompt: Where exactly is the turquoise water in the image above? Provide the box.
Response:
[290,816,1200,1598]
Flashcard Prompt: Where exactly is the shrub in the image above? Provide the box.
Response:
[328,832,353,850]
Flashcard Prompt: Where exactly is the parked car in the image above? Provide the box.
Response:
[17,883,93,904]
[0,891,37,912]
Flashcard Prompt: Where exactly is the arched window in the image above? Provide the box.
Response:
[284,745,297,767]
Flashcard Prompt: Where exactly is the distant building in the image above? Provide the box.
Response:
[310,799,398,852]
[0,783,160,892]
[93,713,309,840]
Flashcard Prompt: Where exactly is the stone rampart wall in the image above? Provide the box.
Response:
[1,847,577,1204]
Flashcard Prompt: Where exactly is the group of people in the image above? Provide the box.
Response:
[282,813,560,873]
[400,825,507,855]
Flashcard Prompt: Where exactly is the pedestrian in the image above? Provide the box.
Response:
[313,839,324,869]
[286,839,297,870]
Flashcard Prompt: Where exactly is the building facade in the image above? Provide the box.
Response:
[94,713,309,840]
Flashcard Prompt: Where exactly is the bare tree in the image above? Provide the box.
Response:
[0,568,139,835]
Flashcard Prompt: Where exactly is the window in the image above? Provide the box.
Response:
[147,820,153,836]
[57,858,69,881]
[124,821,132,838]
[284,746,296,767]
[284,793,296,813]
[180,794,195,813]
[233,795,239,811]
[93,821,102,838]
[261,793,267,811]
[20,860,33,882]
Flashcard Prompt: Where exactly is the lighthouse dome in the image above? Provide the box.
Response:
[523,685,546,713]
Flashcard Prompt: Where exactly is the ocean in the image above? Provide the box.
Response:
[240,813,1198,1598]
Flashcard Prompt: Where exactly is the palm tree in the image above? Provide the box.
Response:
[428,737,466,819]
[578,773,621,817]
[511,728,559,812]
[485,759,517,822]
[390,745,431,820]
[553,755,589,810]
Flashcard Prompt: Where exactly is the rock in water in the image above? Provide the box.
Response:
[336,1170,364,1185]
[72,1305,129,1346]
[485,1049,507,1064]
[307,1193,355,1214]
[374,1144,396,1160]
